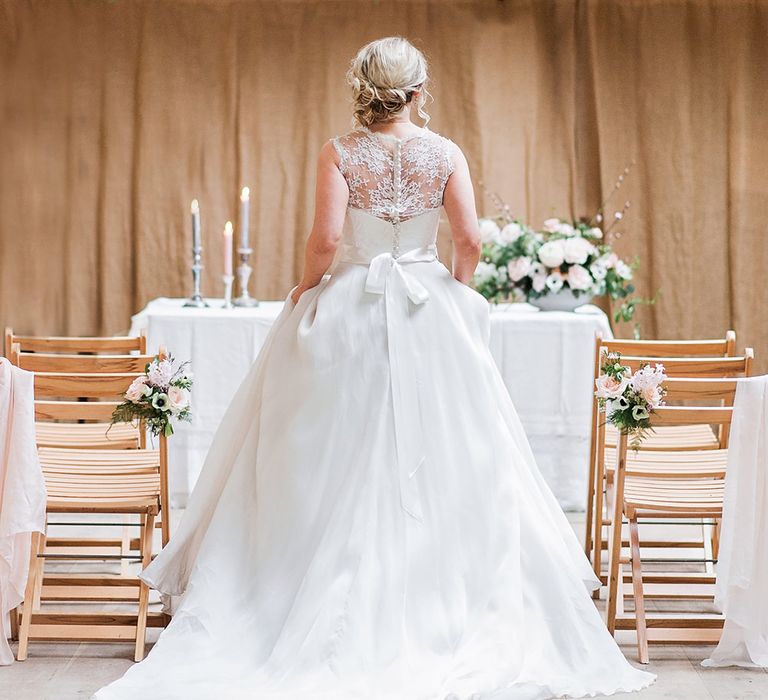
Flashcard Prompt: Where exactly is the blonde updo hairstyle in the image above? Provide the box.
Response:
[347,37,431,128]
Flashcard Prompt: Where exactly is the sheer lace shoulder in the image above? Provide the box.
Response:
[331,127,455,222]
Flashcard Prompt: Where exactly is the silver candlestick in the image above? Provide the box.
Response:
[233,247,259,307]
[183,247,209,308]
[222,274,234,309]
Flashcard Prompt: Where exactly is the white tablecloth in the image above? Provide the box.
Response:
[130,298,612,510]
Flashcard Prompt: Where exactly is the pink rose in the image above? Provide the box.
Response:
[167,386,191,414]
[641,386,662,407]
[567,264,593,291]
[604,253,619,269]
[507,256,532,282]
[532,274,547,292]
[595,373,631,400]
[125,375,148,403]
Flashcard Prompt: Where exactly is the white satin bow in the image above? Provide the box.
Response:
[363,248,434,305]
[358,245,437,523]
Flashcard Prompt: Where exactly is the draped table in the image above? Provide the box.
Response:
[129,298,612,510]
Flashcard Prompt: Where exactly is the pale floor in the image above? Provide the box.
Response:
[3,512,768,700]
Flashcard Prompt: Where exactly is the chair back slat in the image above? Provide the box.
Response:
[16,353,151,373]
[34,373,138,399]
[598,330,735,358]
[650,405,733,427]
[661,377,739,402]
[35,401,121,422]
[618,353,752,378]
[5,328,146,356]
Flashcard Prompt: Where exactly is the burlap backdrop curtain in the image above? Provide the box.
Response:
[2,0,767,368]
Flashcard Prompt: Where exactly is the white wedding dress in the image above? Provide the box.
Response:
[95,128,654,700]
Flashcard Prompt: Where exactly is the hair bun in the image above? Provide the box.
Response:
[347,37,430,128]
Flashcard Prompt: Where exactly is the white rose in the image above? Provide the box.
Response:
[557,222,576,237]
[531,274,547,292]
[498,222,523,244]
[545,271,564,293]
[567,264,593,291]
[473,261,497,284]
[563,237,596,265]
[588,227,603,239]
[478,219,501,244]
[507,256,532,282]
[542,218,561,233]
[615,260,633,280]
[538,240,565,268]
[167,386,191,415]
[589,261,608,280]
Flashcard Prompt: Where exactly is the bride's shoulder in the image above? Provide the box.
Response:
[330,128,367,145]
[424,127,453,142]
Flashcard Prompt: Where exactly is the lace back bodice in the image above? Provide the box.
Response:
[332,127,455,225]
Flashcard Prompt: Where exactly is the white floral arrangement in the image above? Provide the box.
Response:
[473,217,634,303]
[473,167,653,323]
[595,351,667,449]
[111,350,193,437]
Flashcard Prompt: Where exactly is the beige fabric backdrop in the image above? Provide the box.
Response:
[1,0,767,369]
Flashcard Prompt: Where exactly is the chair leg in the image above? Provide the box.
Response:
[606,487,625,634]
[17,531,43,661]
[9,607,19,641]
[629,514,649,664]
[121,515,132,577]
[585,413,599,559]
[134,512,155,662]
[32,531,47,608]
[702,518,715,575]
[584,464,595,559]
[712,518,721,561]
[592,473,605,599]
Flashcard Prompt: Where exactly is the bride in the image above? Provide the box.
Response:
[96,37,654,699]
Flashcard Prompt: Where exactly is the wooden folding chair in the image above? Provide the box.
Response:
[589,347,753,592]
[12,348,170,661]
[584,332,736,562]
[606,377,739,663]
[5,331,150,640]
[5,328,146,450]
[11,345,171,544]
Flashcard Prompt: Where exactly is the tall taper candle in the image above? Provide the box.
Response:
[191,199,201,249]
[240,187,250,249]
[223,221,234,277]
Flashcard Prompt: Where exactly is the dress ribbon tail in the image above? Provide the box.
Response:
[363,247,434,522]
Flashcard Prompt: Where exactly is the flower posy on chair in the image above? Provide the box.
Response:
[112,349,193,437]
[595,351,667,449]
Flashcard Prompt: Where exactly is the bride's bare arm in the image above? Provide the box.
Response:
[443,144,481,284]
[292,142,349,304]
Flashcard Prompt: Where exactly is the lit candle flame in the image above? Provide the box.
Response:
[240,187,250,201]
[191,199,199,214]
[224,221,233,235]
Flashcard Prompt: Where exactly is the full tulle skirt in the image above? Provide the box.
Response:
[94,260,654,699]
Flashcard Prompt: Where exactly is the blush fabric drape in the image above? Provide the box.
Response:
[1,0,766,369]
[0,358,47,666]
